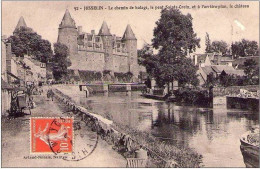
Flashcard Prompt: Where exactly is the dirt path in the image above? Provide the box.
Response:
[1,88,126,167]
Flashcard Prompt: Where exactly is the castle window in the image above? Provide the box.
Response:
[95,37,100,42]
[87,35,93,41]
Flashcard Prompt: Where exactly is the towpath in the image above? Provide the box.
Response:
[1,87,126,167]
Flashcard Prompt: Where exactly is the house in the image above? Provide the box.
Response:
[197,57,245,86]
[232,56,259,69]
[22,55,47,85]
[191,53,234,66]
[1,36,14,116]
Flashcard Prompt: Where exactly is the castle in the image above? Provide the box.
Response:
[57,9,140,82]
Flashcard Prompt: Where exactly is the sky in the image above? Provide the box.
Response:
[2,1,259,53]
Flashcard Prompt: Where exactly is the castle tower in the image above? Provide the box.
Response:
[98,21,114,74]
[122,24,138,79]
[13,16,27,34]
[57,9,78,55]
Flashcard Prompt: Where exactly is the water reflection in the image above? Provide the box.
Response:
[76,91,258,167]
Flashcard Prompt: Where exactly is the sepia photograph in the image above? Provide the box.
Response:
[1,0,259,168]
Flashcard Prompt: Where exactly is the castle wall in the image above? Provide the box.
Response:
[124,39,139,77]
[100,36,114,72]
[58,10,141,81]
[113,54,128,73]
[77,51,105,72]
[58,27,78,54]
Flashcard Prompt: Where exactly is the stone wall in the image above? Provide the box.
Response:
[77,51,105,72]
[57,27,78,54]
[53,88,177,168]
[113,54,128,73]
[213,85,259,97]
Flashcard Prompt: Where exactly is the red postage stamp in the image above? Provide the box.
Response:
[30,117,73,154]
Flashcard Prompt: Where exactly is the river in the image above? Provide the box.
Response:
[58,86,259,167]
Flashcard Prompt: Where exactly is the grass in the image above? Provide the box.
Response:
[112,123,202,168]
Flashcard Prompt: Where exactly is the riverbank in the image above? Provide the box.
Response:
[1,87,126,167]
[54,84,203,167]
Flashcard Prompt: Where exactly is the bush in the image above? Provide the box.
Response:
[174,88,211,106]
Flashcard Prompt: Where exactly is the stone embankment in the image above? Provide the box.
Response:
[213,85,259,97]
[53,86,202,167]
[53,88,179,167]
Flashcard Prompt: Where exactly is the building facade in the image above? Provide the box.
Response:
[57,9,139,81]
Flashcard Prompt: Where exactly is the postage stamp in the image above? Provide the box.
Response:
[30,117,73,154]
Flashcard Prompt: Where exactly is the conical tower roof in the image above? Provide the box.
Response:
[122,24,136,40]
[98,21,111,36]
[59,9,76,28]
[14,16,27,32]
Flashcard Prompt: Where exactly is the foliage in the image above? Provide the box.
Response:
[231,39,259,58]
[206,70,257,87]
[173,88,211,106]
[7,27,53,63]
[152,9,200,57]
[205,32,212,53]
[103,70,111,75]
[219,72,236,87]
[204,72,218,88]
[139,8,200,88]
[52,43,70,81]
[243,59,259,85]
[78,70,102,82]
[211,40,228,55]
[113,123,202,168]
[114,72,133,82]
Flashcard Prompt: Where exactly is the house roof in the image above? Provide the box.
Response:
[122,24,137,40]
[232,56,259,68]
[24,57,43,67]
[212,65,245,76]
[201,66,214,75]
[196,53,216,63]
[211,65,234,73]
[220,57,233,62]
[98,21,111,36]
[200,65,245,76]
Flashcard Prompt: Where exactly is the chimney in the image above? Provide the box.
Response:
[78,26,82,35]
[194,55,198,65]
[91,30,95,35]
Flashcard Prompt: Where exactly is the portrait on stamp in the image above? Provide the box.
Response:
[30,117,73,154]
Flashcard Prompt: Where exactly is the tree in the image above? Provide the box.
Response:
[204,72,218,88]
[205,32,212,53]
[231,39,259,58]
[52,43,71,81]
[211,40,228,55]
[149,8,200,88]
[243,59,259,85]
[219,72,235,87]
[7,27,53,63]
